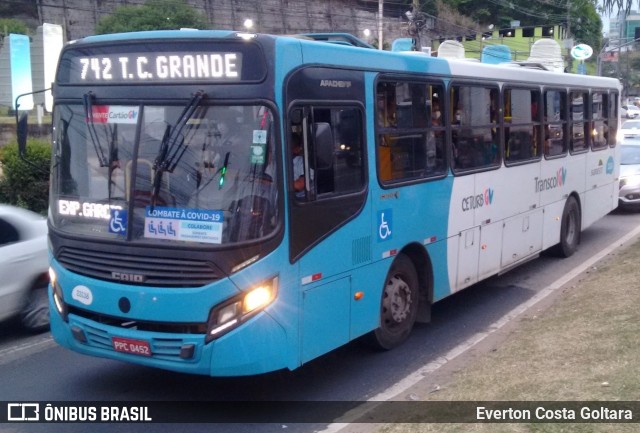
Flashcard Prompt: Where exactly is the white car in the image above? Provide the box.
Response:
[620,119,640,139]
[0,204,50,331]
[619,138,640,210]
[621,105,640,119]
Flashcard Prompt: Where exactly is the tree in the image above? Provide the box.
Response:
[0,18,29,37]
[600,0,634,14]
[0,140,51,215]
[96,0,208,35]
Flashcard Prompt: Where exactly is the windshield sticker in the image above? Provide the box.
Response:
[251,130,267,164]
[144,206,223,244]
[109,209,128,236]
[89,106,139,124]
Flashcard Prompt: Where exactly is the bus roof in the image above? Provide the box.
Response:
[73,29,238,44]
[68,30,622,92]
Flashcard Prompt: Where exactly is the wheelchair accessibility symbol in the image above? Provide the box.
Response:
[378,209,392,241]
[109,209,127,235]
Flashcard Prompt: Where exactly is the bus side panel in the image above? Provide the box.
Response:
[349,262,388,339]
[447,174,476,293]
[501,208,544,266]
[583,148,617,229]
[300,276,350,364]
[478,221,503,281]
[372,178,454,296]
[477,163,541,275]
[540,152,585,248]
[297,208,372,363]
[474,165,539,229]
[540,156,571,249]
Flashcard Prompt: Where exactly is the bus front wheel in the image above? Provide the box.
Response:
[369,254,419,350]
[554,196,581,258]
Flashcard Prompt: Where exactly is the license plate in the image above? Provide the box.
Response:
[112,336,152,357]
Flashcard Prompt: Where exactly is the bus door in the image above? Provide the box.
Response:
[287,104,368,363]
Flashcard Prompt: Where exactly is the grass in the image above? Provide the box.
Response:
[370,241,640,433]
[0,113,51,125]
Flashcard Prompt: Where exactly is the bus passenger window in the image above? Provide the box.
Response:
[377,86,396,182]
[376,80,447,183]
[504,88,540,163]
[608,92,619,147]
[451,85,499,171]
[543,89,567,157]
[570,91,588,152]
[591,92,608,150]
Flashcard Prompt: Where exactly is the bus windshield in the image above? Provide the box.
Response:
[50,102,278,246]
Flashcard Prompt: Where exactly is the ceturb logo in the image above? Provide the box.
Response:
[535,167,567,192]
[462,188,494,211]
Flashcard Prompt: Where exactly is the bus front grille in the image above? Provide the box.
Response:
[57,246,222,287]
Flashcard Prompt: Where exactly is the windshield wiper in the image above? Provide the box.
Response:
[83,92,109,167]
[107,123,118,202]
[150,91,206,208]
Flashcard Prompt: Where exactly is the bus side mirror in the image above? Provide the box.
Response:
[17,112,28,157]
[13,89,50,173]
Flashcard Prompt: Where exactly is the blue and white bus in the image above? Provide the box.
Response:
[23,30,620,376]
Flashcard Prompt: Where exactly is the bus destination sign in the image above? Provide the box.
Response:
[74,52,243,83]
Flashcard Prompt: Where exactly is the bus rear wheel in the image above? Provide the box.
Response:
[553,196,581,258]
[369,254,419,350]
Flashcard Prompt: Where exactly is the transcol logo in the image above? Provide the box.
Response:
[462,188,494,211]
[535,167,567,192]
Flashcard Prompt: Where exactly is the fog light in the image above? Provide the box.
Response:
[206,276,278,342]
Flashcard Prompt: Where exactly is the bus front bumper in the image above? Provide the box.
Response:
[50,294,289,377]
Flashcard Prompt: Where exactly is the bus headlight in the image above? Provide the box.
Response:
[49,267,68,321]
[206,276,278,342]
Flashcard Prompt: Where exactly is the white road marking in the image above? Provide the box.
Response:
[320,224,640,432]
[0,334,55,366]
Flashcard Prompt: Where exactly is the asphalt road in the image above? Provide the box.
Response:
[1,208,639,433]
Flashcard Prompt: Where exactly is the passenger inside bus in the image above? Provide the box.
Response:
[428,99,444,169]
[451,86,499,170]
[431,100,442,126]
[292,133,304,194]
[292,133,314,198]
[377,93,395,182]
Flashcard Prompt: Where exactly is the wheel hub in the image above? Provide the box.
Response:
[383,275,412,323]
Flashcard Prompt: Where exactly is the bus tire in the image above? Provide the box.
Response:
[368,253,419,350]
[553,196,581,258]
